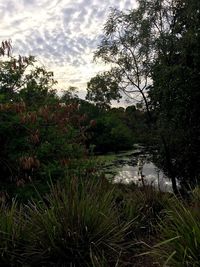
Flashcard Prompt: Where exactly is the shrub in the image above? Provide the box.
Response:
[0,200,26,266]
[24,179,133,266]
[150,192,200,267]
[114,184,170,238]
[0,101,89,185]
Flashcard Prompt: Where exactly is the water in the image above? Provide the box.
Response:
[104,145,173,192]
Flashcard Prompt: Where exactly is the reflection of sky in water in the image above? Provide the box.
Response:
[114,161,173,192]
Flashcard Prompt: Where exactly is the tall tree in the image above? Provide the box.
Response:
[86,0,177,115]
[86,0,181,193]
[86,0,200,192]
[0,49,89,184]
[150,0,200,188]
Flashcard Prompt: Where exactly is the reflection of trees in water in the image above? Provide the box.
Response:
[137,156,163,190]
[112,148,173,192]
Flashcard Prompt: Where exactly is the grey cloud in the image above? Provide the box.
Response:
[0,1,17,16]
[1,0,135,93]
[14,26,89,67]
[124,0,135,9]
[23,0,36,6]
[62,7,76,21]
[69,78,81,83]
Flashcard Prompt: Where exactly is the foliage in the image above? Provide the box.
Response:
[0,54,91,189]
[149,0,200,187]
[0,178,152,266]
[65,100,150,154]
[0,55,56,104]
[125,105,152,143]
[0,176,174,266]
[4,173,200,267]
[0,100,90,184]
[86,0,174,114]
[89,111,133,153]
[150,192,200,266]
[115,184,171,237]
[24,179,134,266]
[0,200,26,266]
[87,72,122,109]
[0,41,12,57]
[86,0,200,190]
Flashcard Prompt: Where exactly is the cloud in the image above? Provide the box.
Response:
[0,0,137,99]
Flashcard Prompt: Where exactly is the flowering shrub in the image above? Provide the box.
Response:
[0,100,91,185]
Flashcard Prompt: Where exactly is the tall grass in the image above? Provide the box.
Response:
[150,190,200,267]
[2,177,192,266]
[115,183,170,237]
[0,200,26,266]
[23,179,134,266]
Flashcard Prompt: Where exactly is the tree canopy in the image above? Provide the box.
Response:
[86,0,200,190]
[150,0,200,187]
[86,0,178,113]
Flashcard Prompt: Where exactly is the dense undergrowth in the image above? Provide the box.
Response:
[149,189,200,266]
[1,175,200,267]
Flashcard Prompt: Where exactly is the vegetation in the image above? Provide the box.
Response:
[23,179,134,266]
[0,178,150,266]
[1,179,200,266]
[150,190,200,266]
[150,0,200,190]
[87,0,200,192]
[0,0,200,265]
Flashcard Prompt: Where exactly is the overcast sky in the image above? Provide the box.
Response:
[0,0,136,101]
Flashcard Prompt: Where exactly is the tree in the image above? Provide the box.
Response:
[60,86,79,104]
[149,0,200,188]
[86,0,177,116]
[88,112,133,153]
[0,41,12,57]
[86,0,200,193]
[86,0,182,193]
[0,55,57,105]
[87,72,122,109]
[0,49,90,186]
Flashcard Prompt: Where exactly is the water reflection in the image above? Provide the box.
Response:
[112,146,173,192]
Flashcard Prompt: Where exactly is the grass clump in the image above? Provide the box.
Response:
[114,183,170,237]
[23,179,134,266]
[4,178,200,267]
[150,191,200,267]
[0,200,26,266]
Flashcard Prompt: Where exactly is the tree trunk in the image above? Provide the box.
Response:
[161,135,179,195]
[142,93,179,194]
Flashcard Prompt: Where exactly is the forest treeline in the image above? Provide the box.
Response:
[0,50,148,195]
[0,0,200,266]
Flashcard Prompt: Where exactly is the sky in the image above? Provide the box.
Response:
[0,0,137,102]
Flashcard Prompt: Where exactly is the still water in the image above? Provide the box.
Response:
[104,144,173,192]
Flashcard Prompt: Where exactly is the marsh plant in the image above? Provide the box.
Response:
[0,200,26,266]
[1,179,200,266]
[21,179,134,266]
[150,193,200,267]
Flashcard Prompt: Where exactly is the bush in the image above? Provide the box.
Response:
[90,114,133,153]
[0,101,89,185]
[0,178,176,266]
[23,179,134,266]
[114,184,170,238]
[0,200,26,266]
[150,192,200,267]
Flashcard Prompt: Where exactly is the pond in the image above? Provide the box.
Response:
[101,144,173,192]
